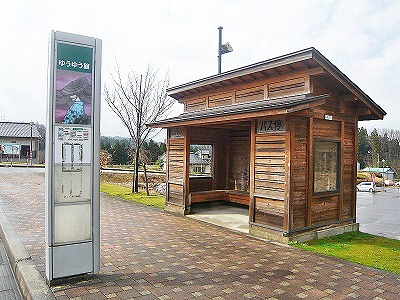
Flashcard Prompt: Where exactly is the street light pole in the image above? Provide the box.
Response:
[30,122,34,166]
[217,26,233,74]
[218,26,223,74]
[367,149,371,170]
[382,159,385,191]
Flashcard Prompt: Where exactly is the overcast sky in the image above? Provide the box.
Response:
[1,0,399,140]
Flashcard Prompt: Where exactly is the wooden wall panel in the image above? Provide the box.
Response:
[227,130,250,191]
[311,98,340,118]
[312,76,331,95]
[190,126,221,141]
[167,138,185,206]
[254,197,284,228]
[341,123,355,218]
[268,77,306,98]
[291,118,308,229]
[311,195,339,224]
[253,133,286,228]
[208,92,233,108]
[180,71,317,112]
[254,134,286,200]
[189,178,213,193]
[235,86,264,103]
[168,183,184,205]
[185,97,207,112]
[168,139,184,184]
[313,119,341,139]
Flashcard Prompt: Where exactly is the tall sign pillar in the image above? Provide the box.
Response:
[45,31,101,282]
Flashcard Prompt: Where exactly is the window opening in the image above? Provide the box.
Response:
[189,144,213,177]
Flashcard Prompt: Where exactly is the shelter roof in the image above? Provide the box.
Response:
[0,122,40,138]
[150,93,329,127]
[166,47,386,121]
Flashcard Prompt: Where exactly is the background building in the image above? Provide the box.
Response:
[362,167,395,181]
[0,122,40,164]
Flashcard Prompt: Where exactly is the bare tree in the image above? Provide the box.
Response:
[104,64,174,193]
[140,147,151,196]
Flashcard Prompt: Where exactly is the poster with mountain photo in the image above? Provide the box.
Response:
[54,42,93,125]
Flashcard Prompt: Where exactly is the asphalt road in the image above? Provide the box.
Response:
[357,187,400,240]
[0,165,44,173]
[0,165,166,176]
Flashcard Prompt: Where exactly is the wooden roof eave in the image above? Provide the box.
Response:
[148,95,328,128]
[166,48,386,122]
[167,48,315,101]
[312,50,386,120]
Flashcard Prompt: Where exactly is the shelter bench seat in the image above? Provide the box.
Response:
[189,190,249,205]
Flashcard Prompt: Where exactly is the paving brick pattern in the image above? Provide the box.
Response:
[0,171,399,300]
[0,240,22,300]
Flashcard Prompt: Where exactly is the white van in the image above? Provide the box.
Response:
[356,182,376,192]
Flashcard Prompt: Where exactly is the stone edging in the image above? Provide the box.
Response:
[0,206,54,300]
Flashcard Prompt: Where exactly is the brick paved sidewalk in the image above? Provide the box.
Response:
[0,171,399,300]
[0,239,22,299]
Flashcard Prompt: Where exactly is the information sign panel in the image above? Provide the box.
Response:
[45,31,101,282]
[1,143,20,155]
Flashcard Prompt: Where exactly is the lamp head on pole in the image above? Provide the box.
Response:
[221,42,233,54]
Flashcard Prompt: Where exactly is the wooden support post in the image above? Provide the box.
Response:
[353,120,358,220]
[305,75,311,94]
[339,121,345,220]
[166,128,170,204]
[226,130,231,189]
[249,119,256,223]
[183,127,190,208]
[306,118,313,227]
[284,120,292,231]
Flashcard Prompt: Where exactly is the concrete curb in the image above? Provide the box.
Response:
[0,206,55,300]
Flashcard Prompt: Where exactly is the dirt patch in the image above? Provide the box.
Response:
[100,172,166,191]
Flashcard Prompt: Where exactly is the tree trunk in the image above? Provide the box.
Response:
[143,164,149,196]
[132,147,140,193]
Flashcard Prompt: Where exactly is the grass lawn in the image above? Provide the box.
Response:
[100,183,165,209]
[292,231,400,275]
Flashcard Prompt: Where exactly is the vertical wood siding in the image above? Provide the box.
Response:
[309,118,341,225]
[342,123,355,218]
[167,138,185,205]
[253,133,286,227]
[291,118,308,229]
[228,130,250,190]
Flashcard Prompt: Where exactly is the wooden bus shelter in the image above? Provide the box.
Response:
[150,48,386,243]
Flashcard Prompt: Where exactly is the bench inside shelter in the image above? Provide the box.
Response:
[189,190,249,206]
